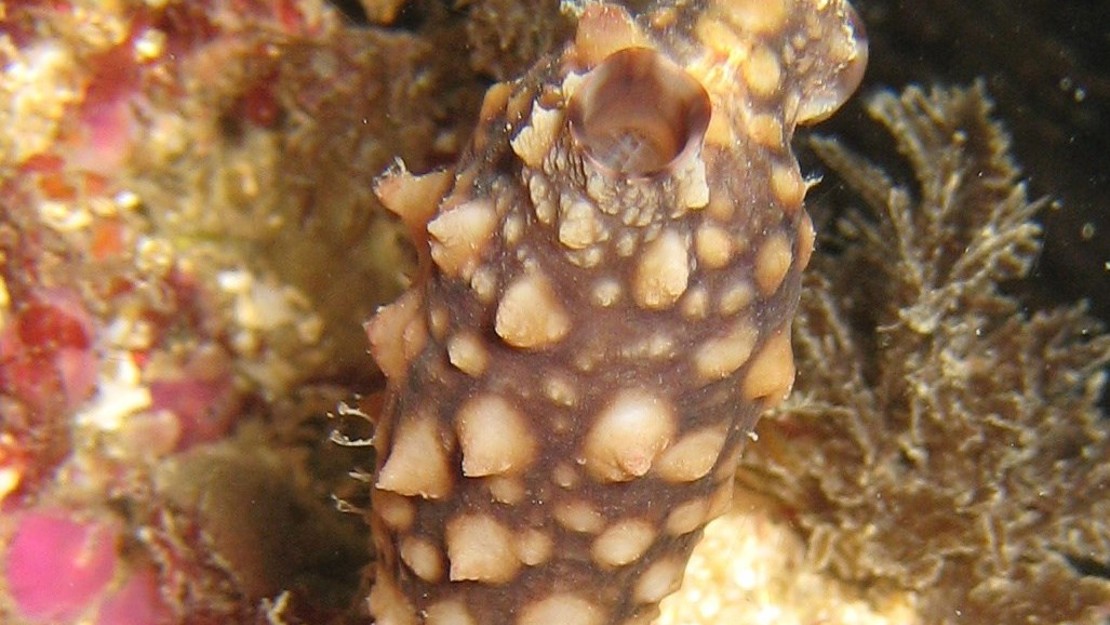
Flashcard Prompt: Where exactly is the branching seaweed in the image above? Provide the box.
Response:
[742,83,1110,624]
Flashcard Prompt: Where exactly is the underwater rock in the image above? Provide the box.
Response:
[363,1,866,623]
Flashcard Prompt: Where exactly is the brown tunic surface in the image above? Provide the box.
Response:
[364,1,867,623]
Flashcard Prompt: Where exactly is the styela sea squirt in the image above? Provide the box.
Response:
[364,1,868,623]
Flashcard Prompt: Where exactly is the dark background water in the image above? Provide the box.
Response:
[827,0,1110,323]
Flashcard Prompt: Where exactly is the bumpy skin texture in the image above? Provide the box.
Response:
[364,1,867,624]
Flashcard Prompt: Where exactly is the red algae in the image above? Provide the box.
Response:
[0,289,97,417]
[5,511,119,622]
[95,567,173,625]
[148,354,239,451]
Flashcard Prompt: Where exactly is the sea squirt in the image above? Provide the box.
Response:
[364,1,867,623]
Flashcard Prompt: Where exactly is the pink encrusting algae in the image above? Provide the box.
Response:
[4,511,119,622]
[95,567,173,625]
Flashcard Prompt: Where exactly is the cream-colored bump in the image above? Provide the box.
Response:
[495,271,571,349]
[470,266,499,303]
[693,320,758,381]
[592,519,657,567]
[707,478,735,519]
[566,246,604,269]
[798,211,816,270]
[488,475,526,504]
[555,499,606,534]
[680,286,709,319]
[518,593,603,625]
[368,572,418,625]
[447,331,489,376]
[591,278,622,307]
[633,557,684,604]
[544,375,578,407]
[456,394,536,476]
[741,324,796,405]
[695,13,744,59]
[428,306,449,340]
[478,81,513,124]
[427,199,498,279]
[561,72,586,104]
[633,230,689,310]
[400,314,428,371]
[770,162,805,211]
[426,599,477,625]
[507,85,536,123]
[655,425,729,482]
[620,333,677,361]
[713,442,743,481]
[400,535,444,582]
[374,167,453,232]
[702,99,734,148]
[511,103,564,168]
[446,514,521,584]
[516,528,554,566]
[694,222,732,269]
[705,185,735,221]
[574,2,649,68]
[503,214,524,245]
[559,200,606,249]
[747,112,783,148]
[552,462,579,488]
[665,498,710,535]
[755,232,793,294]
[716,0,789,35]
[529,175,557,225]
[743,45,784,99]
[376,414,453,499]
[616,230,638,257]
[584,390,676,482]
[676,158,710,209]
[373,491,415,530]
[367,291,422,381]
[718,282,754,316]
